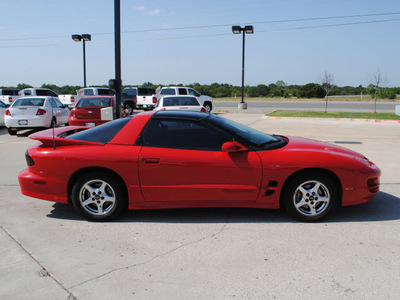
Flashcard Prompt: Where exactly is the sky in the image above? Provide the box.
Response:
[1,0,400,88]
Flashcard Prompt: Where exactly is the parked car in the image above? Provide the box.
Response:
[5,96,69,135]
[19,110,380,222]
[153,87,213,112]
[154,95,207,112]
[122,87,156,113]
[0,100,10,126]
[0,89,20,105]
[59,87,115,108]
[68,96,128,127]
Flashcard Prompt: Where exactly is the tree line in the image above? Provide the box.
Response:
[2,81,399,99]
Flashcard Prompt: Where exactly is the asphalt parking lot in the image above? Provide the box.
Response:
[1,113,399,300]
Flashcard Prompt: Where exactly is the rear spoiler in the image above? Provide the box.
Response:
[28,126,103,147]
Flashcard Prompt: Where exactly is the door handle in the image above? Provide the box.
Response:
[142,158,160,164]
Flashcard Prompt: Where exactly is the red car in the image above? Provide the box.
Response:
[18,111,380,222]
[69,96,128,126]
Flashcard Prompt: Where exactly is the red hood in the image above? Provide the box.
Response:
[283,136,364,159]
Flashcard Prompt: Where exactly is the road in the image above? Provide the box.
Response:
[0,115,399,300]
[214,100,399,113]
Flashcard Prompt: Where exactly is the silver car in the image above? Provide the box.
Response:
[5,96,69,135]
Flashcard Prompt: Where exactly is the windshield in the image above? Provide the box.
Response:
[208,115,279,148]
[13,98,45,107]
[78,97,111,108]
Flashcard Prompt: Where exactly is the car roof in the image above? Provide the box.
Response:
[152,110,209,121]
[80,96,114,99]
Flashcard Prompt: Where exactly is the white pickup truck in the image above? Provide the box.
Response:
[59,87,115,108]
[19,88,59,98]
[0,89,20,105]
[154,87,213,112]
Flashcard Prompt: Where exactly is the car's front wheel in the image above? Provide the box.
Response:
[204,102,212,113]
[71,172,127,221]
[124,102,135,115]
[282,172,339,222]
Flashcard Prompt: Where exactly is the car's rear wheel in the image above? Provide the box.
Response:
[71,172,127,221]
[204,102,212,113]
[7,127,17,135]
[283,172,338,222]
[124,102,134,115]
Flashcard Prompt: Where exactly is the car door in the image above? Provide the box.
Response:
[138,118,262,203]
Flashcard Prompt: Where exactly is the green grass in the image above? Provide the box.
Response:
[267,110,400,120]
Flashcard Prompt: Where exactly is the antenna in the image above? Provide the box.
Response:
[51,98,55,150]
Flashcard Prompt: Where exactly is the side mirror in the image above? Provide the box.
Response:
[221,141,248,153]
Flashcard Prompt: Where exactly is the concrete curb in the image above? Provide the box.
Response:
[262,116,400,124]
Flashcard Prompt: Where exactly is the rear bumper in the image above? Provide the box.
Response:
[5,115,50,128]
[18,169,69,203]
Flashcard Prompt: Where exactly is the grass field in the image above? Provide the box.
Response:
[267,110,400,120]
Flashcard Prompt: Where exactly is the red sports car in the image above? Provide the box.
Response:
[18,111,380,222]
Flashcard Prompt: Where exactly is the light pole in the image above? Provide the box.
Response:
[232,25,253,110]
[72,34,91,87]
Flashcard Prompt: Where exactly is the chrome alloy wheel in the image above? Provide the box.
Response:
[293,180,330,217]
[79,179,116,216]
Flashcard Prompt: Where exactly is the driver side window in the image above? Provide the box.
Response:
[141,119,232,151]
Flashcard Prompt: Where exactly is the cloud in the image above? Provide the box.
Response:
[147,9,162,15]
[133,6,145,11]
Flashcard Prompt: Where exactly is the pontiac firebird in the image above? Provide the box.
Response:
[18,111,381,222]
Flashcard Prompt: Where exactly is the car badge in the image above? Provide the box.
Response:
[88,111,93,113]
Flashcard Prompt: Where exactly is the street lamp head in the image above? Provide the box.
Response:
[232,26,242,34]
[244,25,254,34]
[82,34,91,41]
[72,34,82,42]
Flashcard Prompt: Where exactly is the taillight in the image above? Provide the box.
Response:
[36,108,47,115]
[8,96,12,103]
[25,150,34,166]
[71,96,75,102]
[5,109,11,116]
[153,96,157,104]
[201,107,207,113]
[161,107,166,110]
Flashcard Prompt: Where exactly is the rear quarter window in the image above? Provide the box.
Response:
[160,88,176,95]
[66,117,132,143]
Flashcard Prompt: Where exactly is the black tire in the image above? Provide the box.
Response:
[282,172,339,222]
[124,102,134,115]
[204,102,212,113]
[71,172,127,221]
[7,127,17,135]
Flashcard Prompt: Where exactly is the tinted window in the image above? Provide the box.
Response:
[98,89,115,95]
[163,97,199,106]
[24,90,32,95]
[188,89,200,96]
[138,88,155,96]
[0,101,5,107]
[13,98,45,107]
[123,88,137,96]
[49,98,57,108]
[84,89,94,96]
[78,97,111,107]
[67,117,132,143]
[3,89,19,96]
[178,88,187,95]
[141,119,232,151]
[160,88,175,95]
